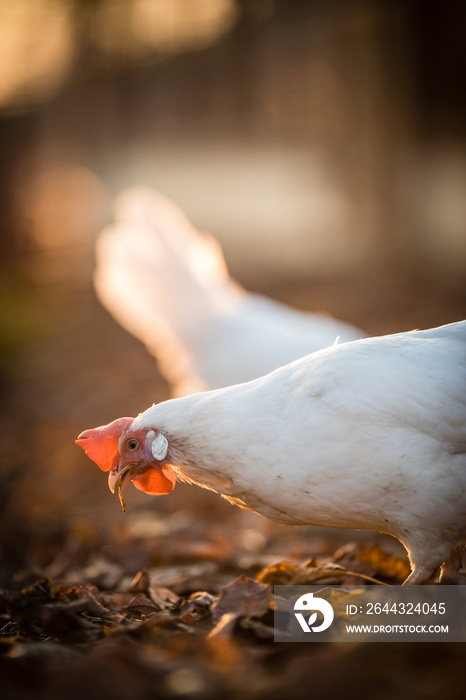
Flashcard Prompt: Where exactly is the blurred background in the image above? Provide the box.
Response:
[0,0,465,697]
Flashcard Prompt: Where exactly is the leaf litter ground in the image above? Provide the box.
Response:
[1,268,465,699]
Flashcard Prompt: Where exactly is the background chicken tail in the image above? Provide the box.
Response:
[94,186,243,395]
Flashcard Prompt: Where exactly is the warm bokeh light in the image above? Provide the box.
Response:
[118,144,356,275]
[21,165,109,251]
[0,0,75,109]
[89,0,239,58]
[0,0,239,110]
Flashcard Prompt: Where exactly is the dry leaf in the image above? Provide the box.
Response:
[124,593,159,619]
[356,545,410,581]
[255,560,302,585]
[256,557,386,585]
[211,575,271,623]
[129,569,179,609]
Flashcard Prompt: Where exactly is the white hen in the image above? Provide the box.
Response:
[77,321,466,584]
[95,187,364,396]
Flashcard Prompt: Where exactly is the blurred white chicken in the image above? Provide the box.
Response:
[77,321,466,584]
[95,187,364,396]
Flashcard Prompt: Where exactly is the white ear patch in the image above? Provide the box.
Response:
[151,432,168,461]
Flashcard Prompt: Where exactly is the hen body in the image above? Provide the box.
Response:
[95,187,364,395]
[78,322,466,584]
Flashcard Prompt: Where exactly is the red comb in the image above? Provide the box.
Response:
[76,417,134,472]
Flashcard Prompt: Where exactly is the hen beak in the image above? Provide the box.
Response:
[108,464,135,512]
[108,464,133,494]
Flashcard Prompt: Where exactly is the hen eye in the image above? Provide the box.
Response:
[126,438,139,451]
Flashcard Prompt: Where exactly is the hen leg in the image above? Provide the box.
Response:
[440,543,464,581]
[402,565,439,585]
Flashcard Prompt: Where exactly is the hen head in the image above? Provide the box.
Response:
[76,417,176,510]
